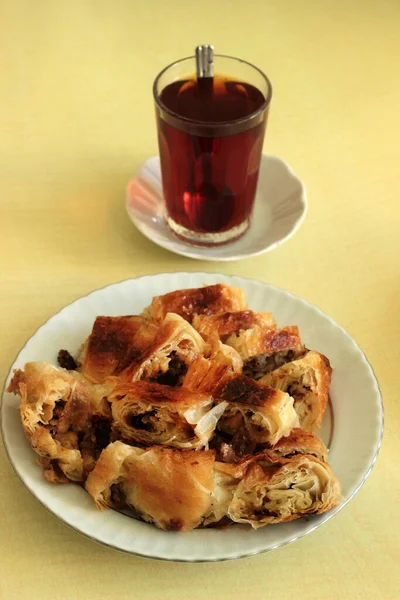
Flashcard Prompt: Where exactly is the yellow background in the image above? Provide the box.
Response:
[1,1,399,598]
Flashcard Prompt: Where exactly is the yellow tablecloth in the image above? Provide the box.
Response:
[1,1,399,598]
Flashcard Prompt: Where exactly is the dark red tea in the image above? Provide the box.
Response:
[157,74,268,241]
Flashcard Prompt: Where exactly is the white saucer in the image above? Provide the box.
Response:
[126,154,308,262]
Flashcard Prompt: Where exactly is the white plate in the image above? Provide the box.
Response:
[126,154,307,261]
[1,274,383,562]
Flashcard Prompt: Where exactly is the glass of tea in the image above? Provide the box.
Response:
[153,51,272,246]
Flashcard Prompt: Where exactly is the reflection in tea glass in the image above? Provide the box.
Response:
[153,50,272,246]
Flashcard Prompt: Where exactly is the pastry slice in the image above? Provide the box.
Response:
[227,453,341,528]
[85,441,216,531]
[78,315,155,383]
[267,428,328,462]
[192,310,276,349]
[216,375,299,446]
[183,342,243,394]
[120,313,205,384]
[210,427,328,465]
[7,362,112,482]
[143,284,247,324]
[225,325,306,379]
[109,381,226,449]
[260,351,331,432]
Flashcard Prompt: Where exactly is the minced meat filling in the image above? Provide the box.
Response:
[154,352,188,386]
[79,419,112,457]
[123,409,194,443]
[92,418,112,450]
[57,349,78,370]
[211,431,256,463]
[110,484,126,509]
[231,432,257,458]
[243,350,297,379]
[287,383,312,400]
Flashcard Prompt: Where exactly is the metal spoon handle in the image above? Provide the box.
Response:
[195,45,214,78]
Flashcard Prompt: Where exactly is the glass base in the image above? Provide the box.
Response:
[166,216,250,247]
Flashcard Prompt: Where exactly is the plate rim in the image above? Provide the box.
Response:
[125,153,309,262]
[0,273,384,562]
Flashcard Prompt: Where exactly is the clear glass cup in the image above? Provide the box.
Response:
[153,55,272,246]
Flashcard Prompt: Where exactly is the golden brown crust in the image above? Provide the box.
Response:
[183,343,242,393]
[192,311,276,341]
[260,351,331,432]
[268,428,328,462]
[110,380,209,407]
[215,375,299,445]
[218,375,283,408]
[120,313,205,382]
[227,325,305,364]
[145,284,247,324]
[86,442,216,531]
[79,316,146,383]
[122,446,215,531]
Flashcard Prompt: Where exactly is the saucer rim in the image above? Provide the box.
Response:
[126,153,308,262]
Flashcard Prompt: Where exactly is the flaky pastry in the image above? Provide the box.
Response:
[8,362,111,482]
[192,310,276,348]
[109,381,226,448]
[120,313,205,383]
[226,325,306,379]
[86,441,216,531]
[79,315,154,383]
[183,342,243,393]
[226,454,341,528]
[260,351,331,432]
[144,284,247,324]
[268,428,328,462]
[216,375,299,445]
